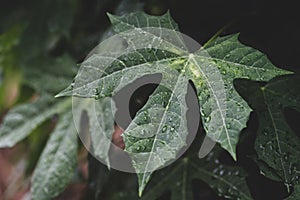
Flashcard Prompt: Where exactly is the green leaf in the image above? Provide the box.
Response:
[138,150,252,200]
[123,77,189,196]
[0,25,22,68]
[0,95,71,148]
[108,11,180,32]
[252,156,282,182]
[285,185,300,200]
[194,34,292,159]
[31,111,78,200]
[72,97,115,168]
[60,11,291,195]
[238,76,300,191]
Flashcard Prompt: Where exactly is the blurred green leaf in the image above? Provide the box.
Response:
[24,54,77,94]
[0,95,71,147]
[31,111,78,200]
[17,0,77,61]
[0,25,22,68]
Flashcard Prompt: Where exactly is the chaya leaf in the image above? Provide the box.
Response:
[251,156,282,182]
[238,76,300,192]
[285,185,300,200]
[0,95,71,148]
[59,11,291,195]
[194,34,292,160]
[123,76,189,196]
[123,149,253,200]
[72,97,115,168]
[31,111,78,200]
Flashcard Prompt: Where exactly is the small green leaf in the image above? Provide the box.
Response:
[0,95,71,148]
[31,111,78,200]
[140,150,253,200]
[238,76,300,191]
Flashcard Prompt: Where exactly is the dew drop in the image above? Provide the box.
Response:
[234,171,240,176]
[219,170,224,176]
[283,154,289,161]
[217,187,224,193]
[213,168,219,174]
[295,176,299,183]
[94,94,100,100]
[205,116,211,123]
[267,142,273,150]
[263,132,268,136]
[226,123,231,129]
[162,126,167,133]
[93,88,99,94]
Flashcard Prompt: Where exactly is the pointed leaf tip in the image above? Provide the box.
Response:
[107,12,118,24]
[55,84,73,98]
[231,151,237,161]
[138,190,143,198]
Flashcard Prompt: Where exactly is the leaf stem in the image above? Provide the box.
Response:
[201,20,235,49]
